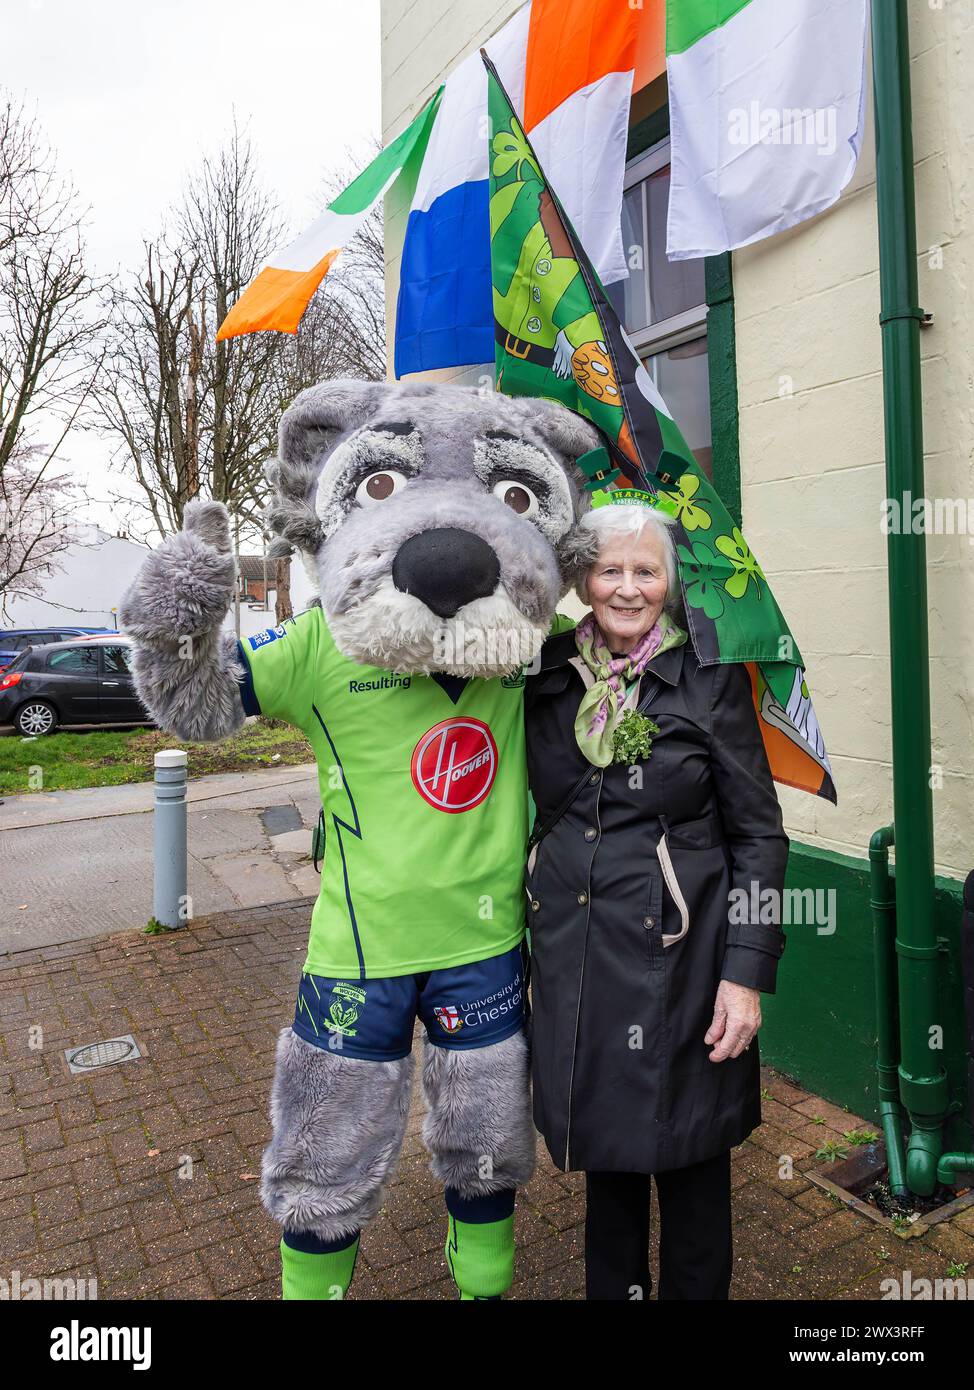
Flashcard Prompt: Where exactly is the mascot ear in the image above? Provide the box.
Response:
[278,377,390,468]
[265,378,392,556]
[506,396,603,473]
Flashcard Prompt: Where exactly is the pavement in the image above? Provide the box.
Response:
[2,897,973,1301]
[0,766,321,953]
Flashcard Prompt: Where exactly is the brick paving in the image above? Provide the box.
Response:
[1,899,972,1300]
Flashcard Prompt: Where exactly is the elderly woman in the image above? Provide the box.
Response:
[523,495,789,1301]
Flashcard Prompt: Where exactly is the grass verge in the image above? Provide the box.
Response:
[0,720,314,793]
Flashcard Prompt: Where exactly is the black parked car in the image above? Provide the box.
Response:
[0,637,151,735]
[0,626,114,672]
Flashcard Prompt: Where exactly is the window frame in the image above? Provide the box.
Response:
[620,140,709,360]
[625,105,742,526]
[99,645,132,676]
[46,645,99,673]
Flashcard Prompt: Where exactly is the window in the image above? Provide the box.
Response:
[606,138,713,480]
[101,647,131,675]
[48,647,98,673]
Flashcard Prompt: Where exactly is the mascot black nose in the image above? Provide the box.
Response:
[392,528,501,619]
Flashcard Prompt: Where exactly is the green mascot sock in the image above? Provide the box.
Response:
[280,1228,360,1301]
[444,1187,516,1299]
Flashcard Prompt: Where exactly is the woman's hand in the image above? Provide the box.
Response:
[704,980,762,1062]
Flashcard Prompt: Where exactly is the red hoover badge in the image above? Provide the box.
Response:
[410,717,498,813]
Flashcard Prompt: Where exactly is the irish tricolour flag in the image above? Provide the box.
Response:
[666,0,870,260]
[394,0,648,376]
[219,0,658,351]
[217,93,442,341]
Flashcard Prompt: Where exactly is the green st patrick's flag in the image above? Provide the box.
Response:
[482,48,835,803]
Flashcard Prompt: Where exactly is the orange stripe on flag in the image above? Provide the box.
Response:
[216,252,341,341]
[746,663,826,799]
[633,1,666,92]
[523,0,641,132]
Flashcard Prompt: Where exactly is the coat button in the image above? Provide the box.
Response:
[584,828,596,841]
[531,899,541,912]
[644,916,655,929]
[577,891,589,905]
[589,772,600,784]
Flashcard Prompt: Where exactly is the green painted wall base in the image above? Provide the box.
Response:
[763,840,971,1156]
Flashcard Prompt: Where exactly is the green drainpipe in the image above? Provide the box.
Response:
[871,0,947,1195]
[869,827,908,1199]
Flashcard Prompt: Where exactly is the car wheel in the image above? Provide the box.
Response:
[15,701,58,736]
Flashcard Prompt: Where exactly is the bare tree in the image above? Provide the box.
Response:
[95,241,205,535]
[274,554,293,625]
[96,126,389,559]
[97,128,300,542]
[180,126,286,530]
[0,442,89,611]
[0,91,108,611]
[311,144,387,382]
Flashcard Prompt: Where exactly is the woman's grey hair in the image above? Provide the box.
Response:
[575,504,680,610]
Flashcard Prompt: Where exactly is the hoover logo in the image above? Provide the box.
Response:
[410,718,498,813]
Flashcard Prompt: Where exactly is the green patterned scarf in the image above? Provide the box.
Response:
[573,609,687,766]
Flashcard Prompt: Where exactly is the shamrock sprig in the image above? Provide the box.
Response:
[611,710,661,765]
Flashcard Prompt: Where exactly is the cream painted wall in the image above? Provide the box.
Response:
[380,1,973,876]
[732,3,973,876]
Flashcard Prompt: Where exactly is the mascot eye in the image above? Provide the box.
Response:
[355,470,407,506]
[493,480,539,518]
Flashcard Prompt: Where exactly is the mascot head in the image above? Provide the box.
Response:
[264,378,602,677]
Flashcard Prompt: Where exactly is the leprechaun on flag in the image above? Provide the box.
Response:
[482,48,835,804]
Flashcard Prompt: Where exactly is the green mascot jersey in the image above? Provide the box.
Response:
[237,606,563,981]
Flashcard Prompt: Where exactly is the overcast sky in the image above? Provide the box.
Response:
[6,0,382,536]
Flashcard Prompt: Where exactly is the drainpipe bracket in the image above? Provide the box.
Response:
[895,937,939,961]
[877,304,926,325]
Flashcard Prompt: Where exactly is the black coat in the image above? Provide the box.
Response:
[523,629,790,1175]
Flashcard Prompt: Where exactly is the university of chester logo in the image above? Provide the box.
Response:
[434,1005,463,1034]
[410,717,498,813]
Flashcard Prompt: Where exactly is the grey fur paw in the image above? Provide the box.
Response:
[183,499,233,552]
[119,511,236,643]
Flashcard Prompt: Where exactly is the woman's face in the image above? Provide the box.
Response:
[586,524,669,653]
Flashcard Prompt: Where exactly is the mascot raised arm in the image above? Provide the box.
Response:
[119,378,600,1300]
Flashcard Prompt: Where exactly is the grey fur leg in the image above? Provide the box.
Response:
[261,1027,414,1241]
[421,1030,536,1196]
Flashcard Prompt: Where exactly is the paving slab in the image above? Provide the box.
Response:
[0,767,320,953]
[1,898,970,1302]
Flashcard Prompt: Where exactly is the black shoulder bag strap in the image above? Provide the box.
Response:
[527,672,665,851]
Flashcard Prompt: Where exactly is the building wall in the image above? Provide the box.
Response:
[732,2,974,879]
[379,2,973,1119]
[2,526,149,631]
[381,0,972,878]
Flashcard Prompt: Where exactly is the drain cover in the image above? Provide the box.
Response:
[65,1035,141,1074]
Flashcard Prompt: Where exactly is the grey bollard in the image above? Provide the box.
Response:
[153,749,188,928]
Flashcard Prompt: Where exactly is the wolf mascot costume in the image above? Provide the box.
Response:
[120,378,600,1299]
